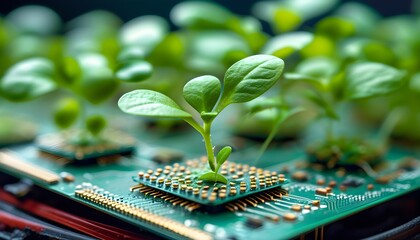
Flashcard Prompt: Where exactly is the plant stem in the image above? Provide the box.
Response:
[326,119,334,142]
[203,121,216,172]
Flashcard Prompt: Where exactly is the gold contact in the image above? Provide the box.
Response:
[131,184,201,212]
[0,151,60,185]
[75,188,212,240]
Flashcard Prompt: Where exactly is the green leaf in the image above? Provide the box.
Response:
[0,58,56,102]
[118,89,192,118]
[262,31,313,58]
[245,97,284,115]
[183,75,221,113]
[216,146,232,172]
[119,15,168,52]
[75,53,118,104]
[272,8,302,33]
[187,31,251,73]
[53,98,80,129]
[60,56,82,84]
[284,73,327,91]
[198,171,228,184]
[335,2,380,35]
[410,73,420,93]
[78,68,118,104]
[316,17,355,40]
[171,1,233,29]
[343,62,405,100]
[217,55,284,111]
[6,5,61,35]
[116,61,153,82]
[86,115,107,136]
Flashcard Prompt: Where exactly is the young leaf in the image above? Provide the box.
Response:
[216,55,284,111]
[77,68,118,104]
[118,89,192,118]
[198,171,228,184]
[119,15,168,52]
[343,62,405,100]
[216,146,232,172]
[0,58,56,102]
[116,61,153,82]
[54,98,80,129]
[75,54,119,104]
[86,115,107,136]
[262,32,314,58]
[183,75,221,113]
[316,17,355,40]
[272,8,302,33]
[171,1,233,29]
[245,97,284,115]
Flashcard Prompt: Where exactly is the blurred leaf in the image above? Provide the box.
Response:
[59,56,82,85]
[187,31,251,73]
[86,115,107,136]
[316,17,355,40]
[118,89,192,118]
[362,42,395,65]
[272,8,302,33]
[335,2,380,36]
[148,32,185,66]
[296,57,338,79]
[285,73,327,91]
[171,1,234,29]
[6,5,61,35]
[301,35,335,58]
[183,75,221,113]
[67,10,121,36]
[410,73,420,94]
[262,31,313,58]
[54,98,80,129]
[245,97,284,115]
[0,58,56,102]
[75,53,118,104]
[116,60,153,82]
[343,62,405,100]
[253,0,338,22]
[284,57,338,91]
[119,15,168,53]
[216,55,284,112]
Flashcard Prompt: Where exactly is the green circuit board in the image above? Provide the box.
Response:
[0,121,419,240]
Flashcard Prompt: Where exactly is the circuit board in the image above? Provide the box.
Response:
[0,107,419,240]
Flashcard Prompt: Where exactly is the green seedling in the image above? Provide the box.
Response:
[285,58,405,167]
[0,58,57,145]
[119,55,284,183]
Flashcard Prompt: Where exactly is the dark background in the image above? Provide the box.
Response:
[0,0,414,23]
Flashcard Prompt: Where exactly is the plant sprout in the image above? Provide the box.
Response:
[285,58,405,167]
[119,55,284,183]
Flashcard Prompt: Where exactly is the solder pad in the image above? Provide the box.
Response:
[132,158,288,206]
[36,129,136,161]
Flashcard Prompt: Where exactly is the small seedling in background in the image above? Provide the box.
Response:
[119,55,284,183]
[285,58,405,168]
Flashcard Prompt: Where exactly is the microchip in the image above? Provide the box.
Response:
[132,158,288,206]
[36,129,136,162]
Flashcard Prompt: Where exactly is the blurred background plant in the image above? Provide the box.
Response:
[0,0,418,165]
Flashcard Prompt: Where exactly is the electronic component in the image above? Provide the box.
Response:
[0,151,60,185]
[132,159,288,206]
[36,130,136,161]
